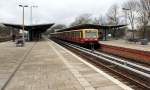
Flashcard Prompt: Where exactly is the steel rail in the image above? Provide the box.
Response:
[60,41,150,79]
[50,39,150,89]
[65,41,150,72]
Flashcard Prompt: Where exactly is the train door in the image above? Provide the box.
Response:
[80,29,84,43]
[77,31,81,43]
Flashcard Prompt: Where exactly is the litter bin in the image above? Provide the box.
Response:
[140,39,148,45]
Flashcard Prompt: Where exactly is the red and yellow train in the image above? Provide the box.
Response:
[50,29,99,44]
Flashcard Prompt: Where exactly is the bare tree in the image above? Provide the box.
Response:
[137,0,150,38]
[106,4,121,39]
[70,13,93,26]
[123,0,138,39]
[141,0,150,21]
[92,15,106,25]
[92,17,100,25]
[107,4,119,25]
[47,24,67,34]
[0,25,19,37]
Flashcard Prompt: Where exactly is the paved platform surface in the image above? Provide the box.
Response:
[0,40,133,90]
[0,41,35,90]
[100,39,150,52]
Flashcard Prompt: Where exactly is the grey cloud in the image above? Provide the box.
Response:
[0,0,127,25]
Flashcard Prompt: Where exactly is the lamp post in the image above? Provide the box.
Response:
[19,5,28,46]
[30,5,38,25]
[122,8,130,25]
[29,5,38,41]
[122,8,130,39]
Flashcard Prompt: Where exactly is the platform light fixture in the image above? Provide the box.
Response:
[19,5,28,46]
[30,5,38,25]
[122,8,130,25]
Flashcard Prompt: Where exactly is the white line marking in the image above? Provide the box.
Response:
[48,39,134,90]
[48,41,95,90]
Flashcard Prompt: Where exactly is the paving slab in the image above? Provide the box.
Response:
[0,41,35,89]
[0,40,133,90]
[48,40,133,90]
[4,41,84,90]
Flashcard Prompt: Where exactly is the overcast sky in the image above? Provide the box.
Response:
[0,0,127,26]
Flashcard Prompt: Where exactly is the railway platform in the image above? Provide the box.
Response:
[0,40,133,90]
[100,39,150,63]
[100,39,150,52]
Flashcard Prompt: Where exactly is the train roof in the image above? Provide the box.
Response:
[57,24,126,32]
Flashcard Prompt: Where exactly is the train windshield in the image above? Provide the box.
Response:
[85,30,97,38]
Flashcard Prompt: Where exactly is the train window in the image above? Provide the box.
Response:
[74,32,75,36]
[76,32,78,37]
[77,31,80,37]
[80,31,83,38]
[75,32,77,37]
[85,30,97,38]
[75,31,77,37]
[79,32,81,38]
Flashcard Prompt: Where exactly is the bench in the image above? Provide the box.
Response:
[16,39,24,47]
[127,38,149,45]
[128,38,139,42]
[127,38,140,43]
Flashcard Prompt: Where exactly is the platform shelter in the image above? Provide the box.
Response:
[3,23,54,41]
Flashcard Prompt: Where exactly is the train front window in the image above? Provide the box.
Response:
[85,31,97,38]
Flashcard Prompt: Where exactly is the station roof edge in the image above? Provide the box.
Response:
[57,24,126,32]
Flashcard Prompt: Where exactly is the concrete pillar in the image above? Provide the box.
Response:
[29,30,33,41]
[104,29,107,41]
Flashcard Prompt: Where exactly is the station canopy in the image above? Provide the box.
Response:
[3,23,54,41]
[57,24,126,32]
[3,23,54,33]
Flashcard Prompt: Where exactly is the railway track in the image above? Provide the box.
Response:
[98,48,150,65]
[97,50,150,72]
[51,39,150,90]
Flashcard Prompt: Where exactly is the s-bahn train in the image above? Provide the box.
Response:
[50,29,99,45]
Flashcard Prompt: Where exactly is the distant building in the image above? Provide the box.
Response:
[0,24,19,38]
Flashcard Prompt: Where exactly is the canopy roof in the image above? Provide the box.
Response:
[3,23,54,33]
[58,24,126,32]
